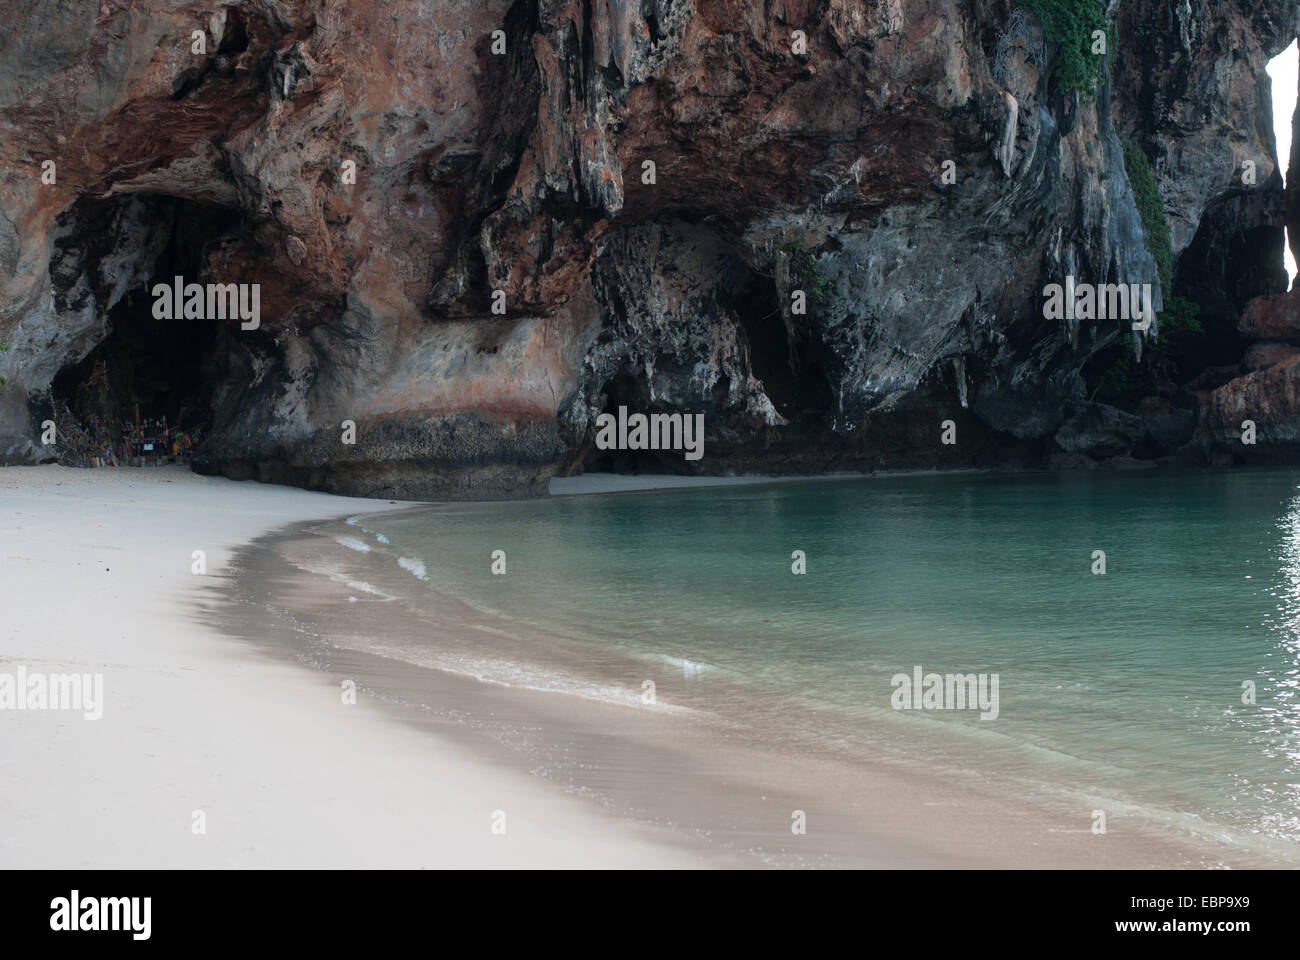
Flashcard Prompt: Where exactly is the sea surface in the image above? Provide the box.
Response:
[320,469,1300,864]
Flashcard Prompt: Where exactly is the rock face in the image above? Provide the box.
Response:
[1054,401,1146,460]
[1239,288,1300,344]
[1244,341,1300,371]
[1200,354,1300,461]
[1199,285,1300,461]
[0,1,1296,496]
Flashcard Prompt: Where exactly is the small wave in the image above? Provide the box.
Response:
[656,654,711,678]
[335,536,371,553]
[398,556,429,581]
[344,638,692,713]
[343,516,390,545]
[280,550,396,601]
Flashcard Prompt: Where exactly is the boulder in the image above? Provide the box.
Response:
[1054,402,1147,459]
[1243,340,1300,371]
[1137,397,1195,454]
[1239,288,1300,344]
[1196,356,1300,461]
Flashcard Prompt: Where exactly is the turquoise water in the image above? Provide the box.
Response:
[347,469,1300,859]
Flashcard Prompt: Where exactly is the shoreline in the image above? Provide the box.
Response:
[0,465,710,867]
[548,471,875,496]
[3,464,1294,868]
[217,502,1285,868]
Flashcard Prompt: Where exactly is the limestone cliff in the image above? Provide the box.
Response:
[0,0,1295,496]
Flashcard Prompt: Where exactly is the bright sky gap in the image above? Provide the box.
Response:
[1267,40,1298,287]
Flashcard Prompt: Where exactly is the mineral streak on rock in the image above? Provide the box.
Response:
[1,1,1297,496]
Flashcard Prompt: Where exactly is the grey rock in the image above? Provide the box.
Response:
[1055,402,1147,459]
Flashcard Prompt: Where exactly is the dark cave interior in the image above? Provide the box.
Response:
[49,193,245,452]
[580,252,841,474]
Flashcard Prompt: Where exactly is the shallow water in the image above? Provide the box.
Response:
[328,469,1300,863]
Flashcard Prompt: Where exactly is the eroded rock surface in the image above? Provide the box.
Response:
[1,1,1296,495]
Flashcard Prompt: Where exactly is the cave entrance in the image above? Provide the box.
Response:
[721,255,836,425]
[584,371,679,473]
[579,251,842,475]
[49,193,243,465]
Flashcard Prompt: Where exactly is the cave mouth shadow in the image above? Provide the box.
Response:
[581,371,693,474]
[49,192,246,456]
[579,250,842,475]
[719,253,835,425]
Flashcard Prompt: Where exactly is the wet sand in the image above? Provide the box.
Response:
[216,510,1265,868]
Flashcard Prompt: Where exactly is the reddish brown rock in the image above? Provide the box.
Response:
[1198,355,1300,461]
[1239,287,1300,344]
[0,1,1295,492]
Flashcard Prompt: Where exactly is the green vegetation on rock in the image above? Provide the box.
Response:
[1093,351,1131,403]
[1156,296,1202,345]
[1017,0,1113,100]
[1122,140,1173,297]
[782,241,832,308]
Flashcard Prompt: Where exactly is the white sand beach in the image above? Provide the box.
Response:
[2,465,1266,869]
[0,465,709,867]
